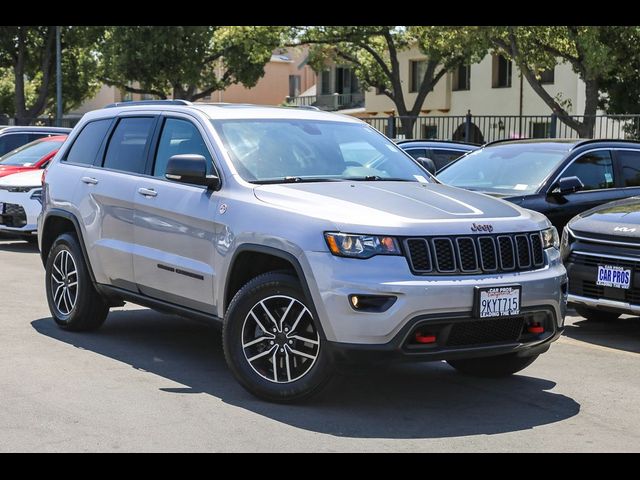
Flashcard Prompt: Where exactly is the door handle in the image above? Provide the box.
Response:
[81,176,98,185]
[138,187,158,198]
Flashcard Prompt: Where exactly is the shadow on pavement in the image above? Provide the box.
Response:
[32,309,580,439]
[0,237,39,254]
[563,312,640,355]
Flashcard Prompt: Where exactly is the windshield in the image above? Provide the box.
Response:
[0,139,65,166]
[436,144,568,195]
[211,119,432,183]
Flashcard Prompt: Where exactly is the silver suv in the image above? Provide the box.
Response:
[39,100,567,402]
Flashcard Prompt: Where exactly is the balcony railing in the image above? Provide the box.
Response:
[286,93,365,111]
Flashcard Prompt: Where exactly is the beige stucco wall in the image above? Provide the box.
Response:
[209,54,315,105]
[364,46,451,115]
[68,84,121,115]
[363,49,586,118]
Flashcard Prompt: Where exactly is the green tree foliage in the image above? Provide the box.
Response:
[297,26,489,138]
[0,27,103,123]
[487,26,638,138]
[99,26,291,101]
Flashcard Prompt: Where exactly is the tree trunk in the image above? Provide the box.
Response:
[578,79,599,138]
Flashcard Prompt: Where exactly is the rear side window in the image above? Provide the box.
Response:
[65,119,112,165]
[562,150,614,191]
[27,133,50,143]
[103,117,155,174]
[404,148,427,160]
[617,150,640,187]
[430,148,466,170]
[0,133,28,157]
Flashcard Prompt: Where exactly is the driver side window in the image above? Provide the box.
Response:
[153,118,212,178]
[562,150,614,191]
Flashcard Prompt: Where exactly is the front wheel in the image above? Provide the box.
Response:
[45,233,110,331]
[447,353,539,377]
[223,272,332,403]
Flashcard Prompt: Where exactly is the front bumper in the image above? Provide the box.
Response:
[0,190,40,234]
[302,248,567,346]
[566,239,640,315]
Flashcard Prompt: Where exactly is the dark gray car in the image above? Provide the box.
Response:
[0,126,71,157]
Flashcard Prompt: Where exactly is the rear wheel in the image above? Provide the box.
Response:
[223,272,332,403]
[575,305,620,322]
[447,353,539,377]
[45,233,109,331]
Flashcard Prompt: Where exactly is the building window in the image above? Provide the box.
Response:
[452,64,471,91]
[289,75,301,98]
[492,54,512,88]
[421,125,437,139]
[375,86,384,95]
[539,67,555,84]
[409,60,428,93]
[320,70,331,95]
[531,122,551,138]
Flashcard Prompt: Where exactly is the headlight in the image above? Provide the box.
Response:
[560,226,571,260]
[541,226,559,249]
[324,232,401,259]
[8,186,38,193]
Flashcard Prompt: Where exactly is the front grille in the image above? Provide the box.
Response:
[404,232,545,275]
[446,317,525,347]
[0,203,27,228]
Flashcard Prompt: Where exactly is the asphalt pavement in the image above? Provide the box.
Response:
[1,236,639,452]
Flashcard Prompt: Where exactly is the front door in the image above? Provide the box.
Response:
[133,117,220,313]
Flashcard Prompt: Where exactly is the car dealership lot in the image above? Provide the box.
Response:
[1,237,639,452]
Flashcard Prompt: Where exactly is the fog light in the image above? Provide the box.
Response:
[350,295,359,308]
[348,294,397,312]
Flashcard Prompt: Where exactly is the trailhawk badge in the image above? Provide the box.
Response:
[471,223,494,233]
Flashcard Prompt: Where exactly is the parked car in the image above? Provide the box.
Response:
[0,135,68,179]
[0,169,43,241]
[0,126,71,157]
[437,138,640,231]
[39,100,566,403]
[396,139,478,171]
[562,196,640,321]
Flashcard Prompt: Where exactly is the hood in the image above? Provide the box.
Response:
[0,165,34,178]
[253,181,547,235]
[0,169,42,188]
[569,196,640,239]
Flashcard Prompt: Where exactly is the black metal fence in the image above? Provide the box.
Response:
[363,113,640,143]
[0,117,81,129]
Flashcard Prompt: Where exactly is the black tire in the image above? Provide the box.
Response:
[575,305,621,322]
[447,353,539,378]
[45,233,109,331]
[223,271,332,403]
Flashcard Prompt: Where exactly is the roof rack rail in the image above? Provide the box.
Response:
[285,105,321,111]
[570,138,640,150]
[395,138,480,146]
[105,99,192,108]
[482,137,534,147]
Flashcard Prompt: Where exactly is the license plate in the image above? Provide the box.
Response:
[474,286,521,319]
[596,265,631,289]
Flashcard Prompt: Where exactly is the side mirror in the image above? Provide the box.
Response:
[165,154,219,189]
[416,156,436,176]
[554,176,584,195]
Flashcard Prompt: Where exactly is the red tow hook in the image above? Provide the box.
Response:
[527,323,544,334]
[415,332,437,344]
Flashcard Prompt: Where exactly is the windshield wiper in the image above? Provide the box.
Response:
[253,176,346,185]
[346,176,416,182]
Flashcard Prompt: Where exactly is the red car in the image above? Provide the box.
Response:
[0,135,68,179]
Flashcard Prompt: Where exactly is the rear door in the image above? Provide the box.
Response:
[613,148,640,198]
[132,115,220,313]
[74,115,158,290]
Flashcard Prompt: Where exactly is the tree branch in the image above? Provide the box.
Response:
[26,26,56,118]
[99,77,167,99]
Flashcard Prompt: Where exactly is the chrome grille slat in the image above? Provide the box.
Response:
[404,232,545,276]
